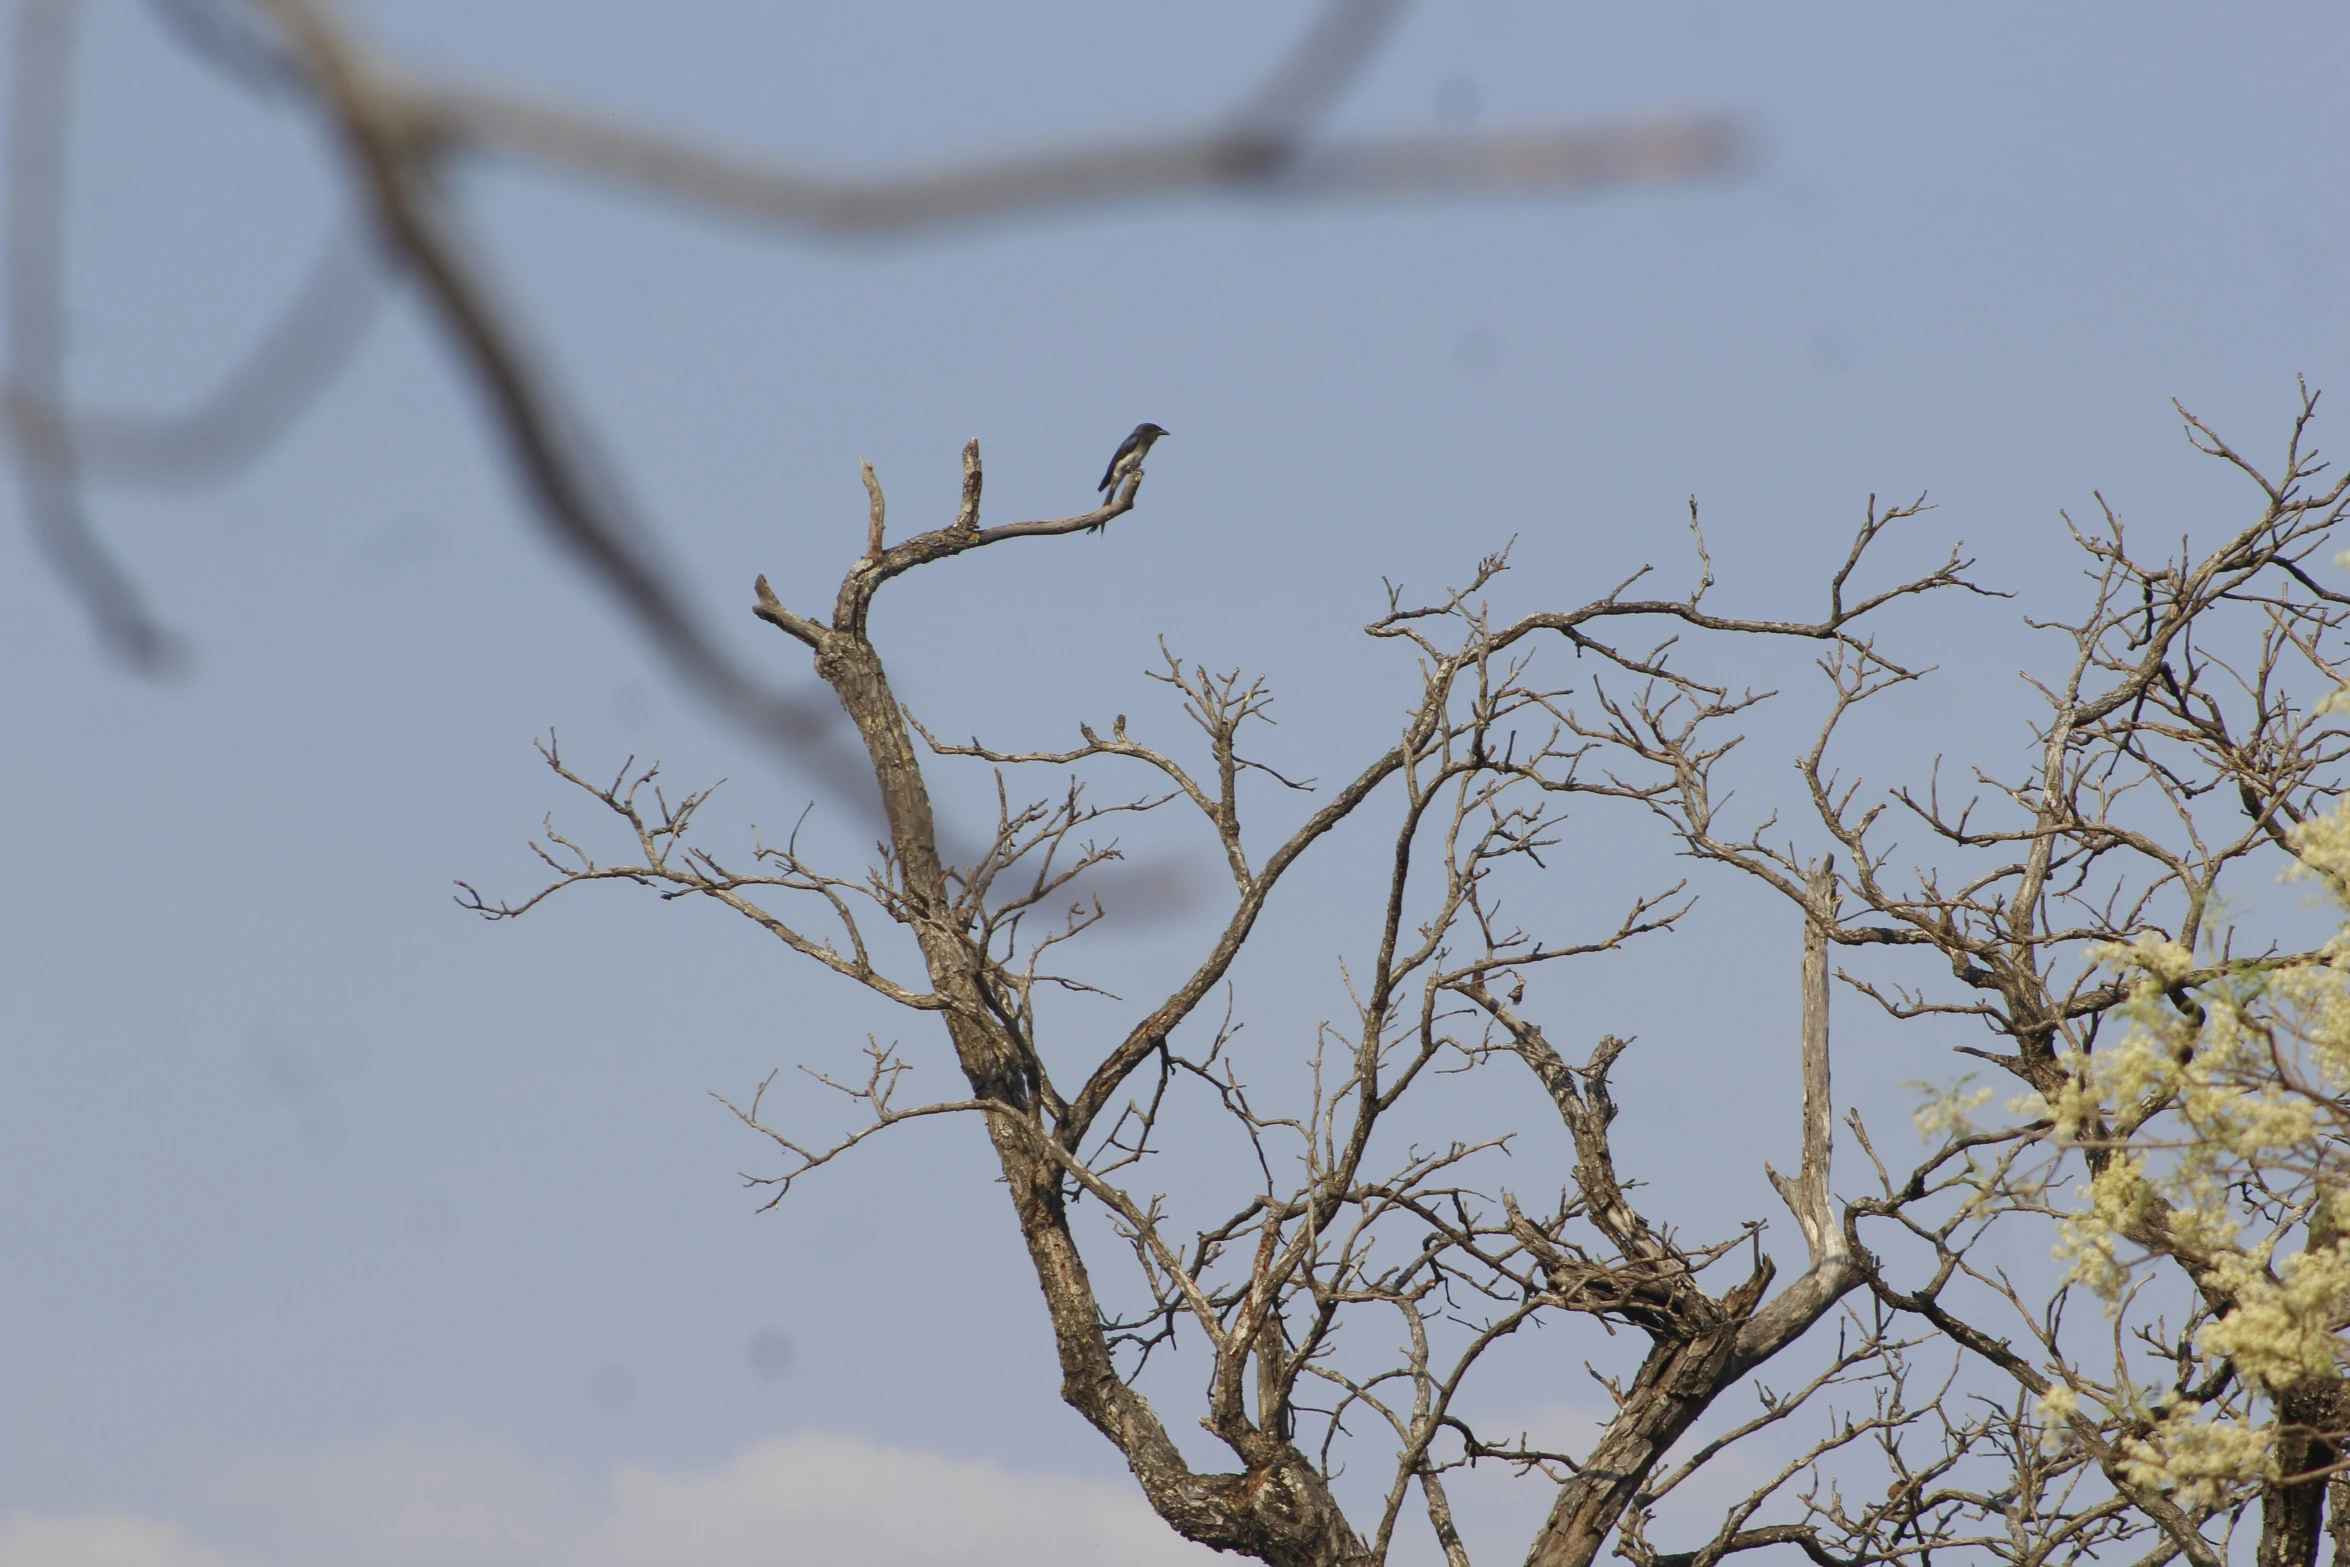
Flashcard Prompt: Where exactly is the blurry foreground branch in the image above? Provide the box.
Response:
[8,0,1740,783]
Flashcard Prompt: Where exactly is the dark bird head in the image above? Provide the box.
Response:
[1133,422,1169,444]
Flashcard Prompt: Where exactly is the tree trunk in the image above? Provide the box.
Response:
[808,610,1370,1567]
[2264,1381,2348,1567]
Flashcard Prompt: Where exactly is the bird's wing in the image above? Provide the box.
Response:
[1098,434,1137,491]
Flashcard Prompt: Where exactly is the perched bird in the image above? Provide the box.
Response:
[1097,422,1169,495]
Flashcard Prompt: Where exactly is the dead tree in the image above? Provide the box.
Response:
[463,426,1984,1564]
[465,395,2350,1566]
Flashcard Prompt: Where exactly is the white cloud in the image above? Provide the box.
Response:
[207,1429,583,1567]
[592,1434,1221,1567]
[4,1431,1222,1567]
[0,1512,246,1567]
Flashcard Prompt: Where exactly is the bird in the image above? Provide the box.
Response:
[1097,422,1168,496]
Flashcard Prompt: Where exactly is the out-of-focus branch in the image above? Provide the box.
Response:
[5,0,379,665]
[247,0,865,777]
[5,0,180,668]
[54,229,382,485]
[17,0,1743,810]
[391,0,1732,238]
[416,86,1742,238]
[1223,0,1408,151]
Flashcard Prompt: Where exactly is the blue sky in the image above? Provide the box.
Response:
[3,4,2347,1563]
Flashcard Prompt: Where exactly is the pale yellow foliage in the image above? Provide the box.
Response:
[2288,794,2350,894]
[2199,1244,2350,1390]
[1913,1079,1995,1143]
[2031,864,2350,1509]
[2055,1154,2155,1301]
[1885,796,2350,1516]
[2119,1401,2275,1514]
[2035,1382,2083,1457]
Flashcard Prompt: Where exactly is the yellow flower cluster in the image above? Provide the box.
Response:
[2200,1244,2350,1391]
[2288,794,2350,892]
[2053,1153,2159,1302]
[2119,1401,2276,1514]
[1911,1078,1996,1143]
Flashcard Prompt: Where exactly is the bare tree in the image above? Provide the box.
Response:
[459,393,2350,1567]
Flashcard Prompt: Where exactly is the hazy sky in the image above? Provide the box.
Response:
[4,4,2348,1565]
